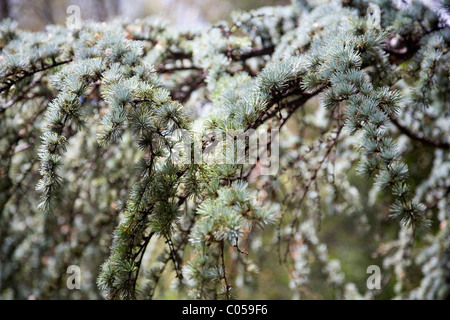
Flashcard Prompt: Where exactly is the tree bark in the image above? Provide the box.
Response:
[0,0,10,20]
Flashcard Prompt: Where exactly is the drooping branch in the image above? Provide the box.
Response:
[0,58,72,94]
[390,115,449,150]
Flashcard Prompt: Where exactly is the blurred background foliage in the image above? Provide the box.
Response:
[0,0,448,300]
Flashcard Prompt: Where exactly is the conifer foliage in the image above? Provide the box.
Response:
[0,0,449,299]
